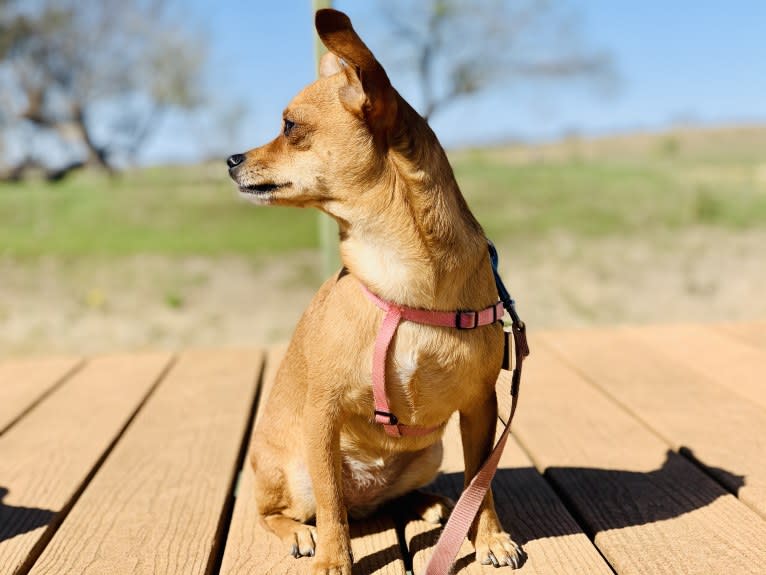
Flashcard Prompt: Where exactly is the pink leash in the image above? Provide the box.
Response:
[360,275,529,574]
[425,322,526,574]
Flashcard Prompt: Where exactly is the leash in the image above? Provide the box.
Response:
[359,240,529,573]
[425,241,529,574]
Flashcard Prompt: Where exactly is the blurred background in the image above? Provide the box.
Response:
[1,0,764,357]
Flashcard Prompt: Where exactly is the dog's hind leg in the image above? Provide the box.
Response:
[252,436,320,559]
[402,490,455,524]
[262,514,318,558]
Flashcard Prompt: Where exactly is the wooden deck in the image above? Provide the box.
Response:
[2,323,766,575]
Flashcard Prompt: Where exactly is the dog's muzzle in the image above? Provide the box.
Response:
[226,154,246,170]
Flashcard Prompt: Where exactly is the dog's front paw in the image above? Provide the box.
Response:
[475,531,525,569]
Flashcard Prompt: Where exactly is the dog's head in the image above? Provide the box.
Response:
[226,9,405,218]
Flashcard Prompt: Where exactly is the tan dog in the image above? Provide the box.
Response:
[227,9,523,574]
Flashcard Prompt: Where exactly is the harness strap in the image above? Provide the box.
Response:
[364,286,505,330]
[361,283,503,437]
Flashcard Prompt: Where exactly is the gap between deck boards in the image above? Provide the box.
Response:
[207,357,268,575]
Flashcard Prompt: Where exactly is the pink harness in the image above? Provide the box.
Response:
[361,282,504,437]
[359,275,529,574]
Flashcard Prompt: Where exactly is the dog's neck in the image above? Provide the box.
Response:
[337,105,497,311]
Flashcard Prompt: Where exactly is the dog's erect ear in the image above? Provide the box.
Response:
[319,52,343,78]
[315,9,397,134]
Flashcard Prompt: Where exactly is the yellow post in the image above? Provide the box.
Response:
[312,0,340,279]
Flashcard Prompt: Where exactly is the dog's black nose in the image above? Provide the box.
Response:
[227,154,246,169]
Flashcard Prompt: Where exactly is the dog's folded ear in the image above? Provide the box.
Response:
[316,9,397,137]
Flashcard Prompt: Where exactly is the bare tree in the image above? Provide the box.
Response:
[0,0,204,180]
[379,0,615,121]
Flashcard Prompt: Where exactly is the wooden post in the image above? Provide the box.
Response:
[312,0,340,279]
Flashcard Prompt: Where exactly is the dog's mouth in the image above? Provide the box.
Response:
[239,182,289,195]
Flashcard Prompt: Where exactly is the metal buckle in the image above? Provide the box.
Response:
[455,309,479,330]
[374,410,399,425]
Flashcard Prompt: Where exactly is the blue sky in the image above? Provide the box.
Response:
[142,1,766,164]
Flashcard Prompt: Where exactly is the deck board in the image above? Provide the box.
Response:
[0,353,171,575]
[26,348,262,575]
[219,347,307,575]
[0,356,82,435]
[626,324,766,411]
[720,321,766,351]
[404,416,613,574]
[219,348,407,575]
[499,340,766,575]
[541,327,766,519]
[3,323,766,574]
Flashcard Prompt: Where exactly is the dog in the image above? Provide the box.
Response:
[227,9,523,574]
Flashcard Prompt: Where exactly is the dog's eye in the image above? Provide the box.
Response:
[283,119,295,138]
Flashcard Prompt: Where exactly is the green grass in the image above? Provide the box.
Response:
[0,164,318,257]
[454,126,766,242]
[456,156,766,242]
[2,126,765,258]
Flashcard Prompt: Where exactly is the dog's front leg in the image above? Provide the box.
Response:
[460,393,525,569]
[304,395,351,575]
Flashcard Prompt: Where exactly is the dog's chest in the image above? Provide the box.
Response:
[393,344,420,385]
[341,455,388,497]
[343,239,430,304]
[384,324,491,412]
[339,450,419,508]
